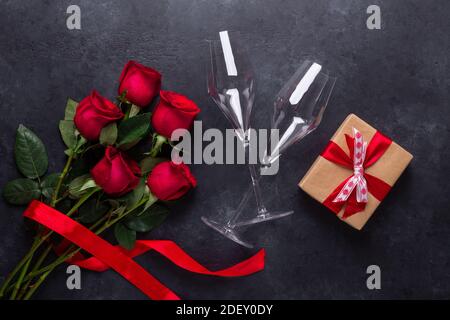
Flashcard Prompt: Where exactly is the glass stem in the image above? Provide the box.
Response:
[226,164,266,228]
[227,183,253,228]
[248,164,267,216]
[226,135,267,228]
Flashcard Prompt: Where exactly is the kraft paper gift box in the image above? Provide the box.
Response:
[299,114,413,230]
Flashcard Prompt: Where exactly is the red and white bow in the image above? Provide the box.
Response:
[333,128,369,203]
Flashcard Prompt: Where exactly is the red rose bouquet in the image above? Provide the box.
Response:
[0,61,199,300]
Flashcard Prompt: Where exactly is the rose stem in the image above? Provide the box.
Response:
[16,244,52,300]
[0,153,77,298]
[17,207,109,300]
[1,188,99,299]
[15,213,109,297]
[51,153,74,207]
[8,237,38,300]
[19,197,152,300]
[0,236,42,298]
[10,258,32,300]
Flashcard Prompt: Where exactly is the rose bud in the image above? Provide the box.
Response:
[146,161,196,201]
[151,90,200,139]
[74,90,124,141]
[91,146,141,197]
[118,61,161,107]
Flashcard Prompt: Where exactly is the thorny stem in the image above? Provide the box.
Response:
[16,243,52,300]
[0,152,77,299]
[51,153,74,207]
[0,188,99,299]
[11,197,150,299]
[9,247,33,300]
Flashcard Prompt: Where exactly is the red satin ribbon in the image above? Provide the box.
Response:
[23,200,265,300]
[320,131,392,218]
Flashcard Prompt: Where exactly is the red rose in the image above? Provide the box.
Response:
[91,146,141,197]
[74,90,123,141]
[118,61,161,107]
[151,90,200,139]
[146,161,196,201]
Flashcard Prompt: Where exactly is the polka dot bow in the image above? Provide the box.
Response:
[332,128,369,204]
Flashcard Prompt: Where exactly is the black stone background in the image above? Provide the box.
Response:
[0,0,449,299]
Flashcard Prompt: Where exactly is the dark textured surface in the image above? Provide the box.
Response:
[0,0,449,299]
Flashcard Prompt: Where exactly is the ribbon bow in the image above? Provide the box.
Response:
[332,128,368,204]
[320,127,393,218]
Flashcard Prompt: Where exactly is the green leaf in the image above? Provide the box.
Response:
[125,203,169,233]
[132,179,146,201]
[76,136,87,149]
[111,205,127,218]
[139,157,166,175]
[116,113,151,149]
[64,149,74,157]
[129,104,141,118]
[116,140,140,151]
[3,178,41,205]
[99,122,118,146]
[64,98,79,121]
[118,178,146,209]
[68,174,96,198]
[141,192,158,212]
[114,223,136,250]
[14,125,48,179]
[135,189,158,215]
[149,134,168,157]
[40,173,61,199]
[68,174,90,192]
[59,120,77,149]
[142,192,157,210]
[79,179,97,192]
[78,199,109,224]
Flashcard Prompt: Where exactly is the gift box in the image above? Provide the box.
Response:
[299,114,413,230]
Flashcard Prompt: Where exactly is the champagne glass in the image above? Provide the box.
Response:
[202,32,336,247]
[236,60,336,226]
[201,30,256,247]
[206,30,255,144]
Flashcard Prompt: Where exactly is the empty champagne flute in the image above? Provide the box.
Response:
[201,30,257,247]
[202,31,336,247]
[236,59,336,226]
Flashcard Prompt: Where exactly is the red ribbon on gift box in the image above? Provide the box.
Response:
[23,200,265,300]
[320,128,393,218]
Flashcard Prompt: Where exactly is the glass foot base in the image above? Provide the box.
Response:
[236,210,294,227]
[201,216,253,248]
